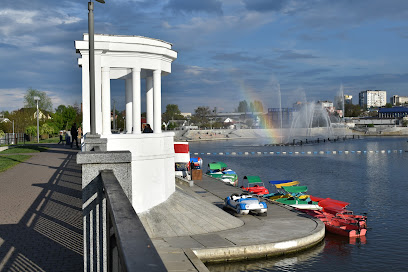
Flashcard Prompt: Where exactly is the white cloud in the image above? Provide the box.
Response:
[161,21,172,29]
[0,88,26,112]
[33,45,70,55]
[184,66,217,76]
[0,9,37,25]
[0,8,81,47]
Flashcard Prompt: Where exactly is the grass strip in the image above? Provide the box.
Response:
[23,136,60,144]
[0,145,48,154]
[0,155,32,172]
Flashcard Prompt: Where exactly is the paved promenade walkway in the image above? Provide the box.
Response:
[0,145,82,272]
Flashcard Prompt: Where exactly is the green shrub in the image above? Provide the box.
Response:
[25,126,37,137]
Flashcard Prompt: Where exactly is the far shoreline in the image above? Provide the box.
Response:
[173,127,408,143]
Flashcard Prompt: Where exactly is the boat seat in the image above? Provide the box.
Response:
[231,194,240,200]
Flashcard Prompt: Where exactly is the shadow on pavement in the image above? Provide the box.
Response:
[0,149,83,271]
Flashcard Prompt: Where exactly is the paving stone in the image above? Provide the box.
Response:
[0,145,83,271]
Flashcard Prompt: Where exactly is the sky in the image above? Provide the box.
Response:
[1,0,408,113]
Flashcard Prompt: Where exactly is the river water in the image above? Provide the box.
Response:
[188,136,408,272]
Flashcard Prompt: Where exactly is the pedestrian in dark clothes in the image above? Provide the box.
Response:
[70,123,79,148]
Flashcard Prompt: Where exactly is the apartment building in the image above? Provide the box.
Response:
[359,90,386,108]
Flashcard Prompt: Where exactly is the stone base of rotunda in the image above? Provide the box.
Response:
[105,132,175,213]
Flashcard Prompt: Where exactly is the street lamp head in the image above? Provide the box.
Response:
[34,96,40,101]
[95,0,105,3]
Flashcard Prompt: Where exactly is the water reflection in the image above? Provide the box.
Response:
[206,234,368,272]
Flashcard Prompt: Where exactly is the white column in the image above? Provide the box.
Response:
[153,70,162,133]
[132,68,141,134]
[101,67,111,135]
[80,55,90,135]
[146,76,153,127]
[95,51,103,134]
[125,77,133,134]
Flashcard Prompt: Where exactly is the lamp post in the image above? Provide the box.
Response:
[34,96,40,143]
[88,0,105,135]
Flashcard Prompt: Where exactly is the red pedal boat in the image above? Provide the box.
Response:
[302,209,367,237]
[302,196,367,237]
[240,176,269,196]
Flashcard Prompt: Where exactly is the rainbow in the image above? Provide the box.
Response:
[237,79,283,143]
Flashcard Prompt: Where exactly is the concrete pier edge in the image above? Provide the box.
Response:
[171,174,326,265]
[192,225,325,263]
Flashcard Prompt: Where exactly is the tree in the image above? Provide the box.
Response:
[237,100,263,112]
[253,100,264,112]
[385,103,392,108]
[52,105,78,130]
[24,88,53,112]
[237,100,249,112]
[25,126,37,138]
[9,108,38,133]
[40,123,56,138]
[344,104,362,117]
[162,104,183,123]
[191,106,212,128]
[249,101,254,112]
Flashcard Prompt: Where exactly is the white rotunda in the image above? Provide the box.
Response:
[75,34,178,212]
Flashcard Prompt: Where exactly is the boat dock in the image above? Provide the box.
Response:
[139,174,325,271]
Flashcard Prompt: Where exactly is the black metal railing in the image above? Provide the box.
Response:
[100,170,166,272]
[0,133,26,145]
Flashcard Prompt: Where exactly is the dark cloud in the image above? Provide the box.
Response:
[328,73,408,86]
[298,33,327,41]
[211,52,287,70]
[291,68,332,77]
[295,0,408,29]
[385,26,408,39]
[165,0,223,15]
[0,43,18,49]
[212,52,258,62]
[275,49,319,60]
[243,0,287,12]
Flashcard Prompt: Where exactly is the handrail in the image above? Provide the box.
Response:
[101,170,166,272]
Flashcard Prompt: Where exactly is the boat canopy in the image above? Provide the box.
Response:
[216,162,228,168]
[243,176,262,183]
[208,163,221,170]
[275,181,300,188]
[319,198,349,209]
[282,185,308,193]
[269,180,293,185]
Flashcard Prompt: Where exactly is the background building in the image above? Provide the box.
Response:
[359,90,387,108]
[317,100,334,113]
[390,95,408,106]
[344,95,352,105]
[267,108,297,128]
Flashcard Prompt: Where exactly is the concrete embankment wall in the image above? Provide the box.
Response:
[358,127,408,136]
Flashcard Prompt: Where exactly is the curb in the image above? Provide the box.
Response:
[0,146,10,152]
[192,222,325,263]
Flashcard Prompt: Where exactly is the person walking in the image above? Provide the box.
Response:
[70,123,79,148]
[58,131,64,144]
[143,124,153,133]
